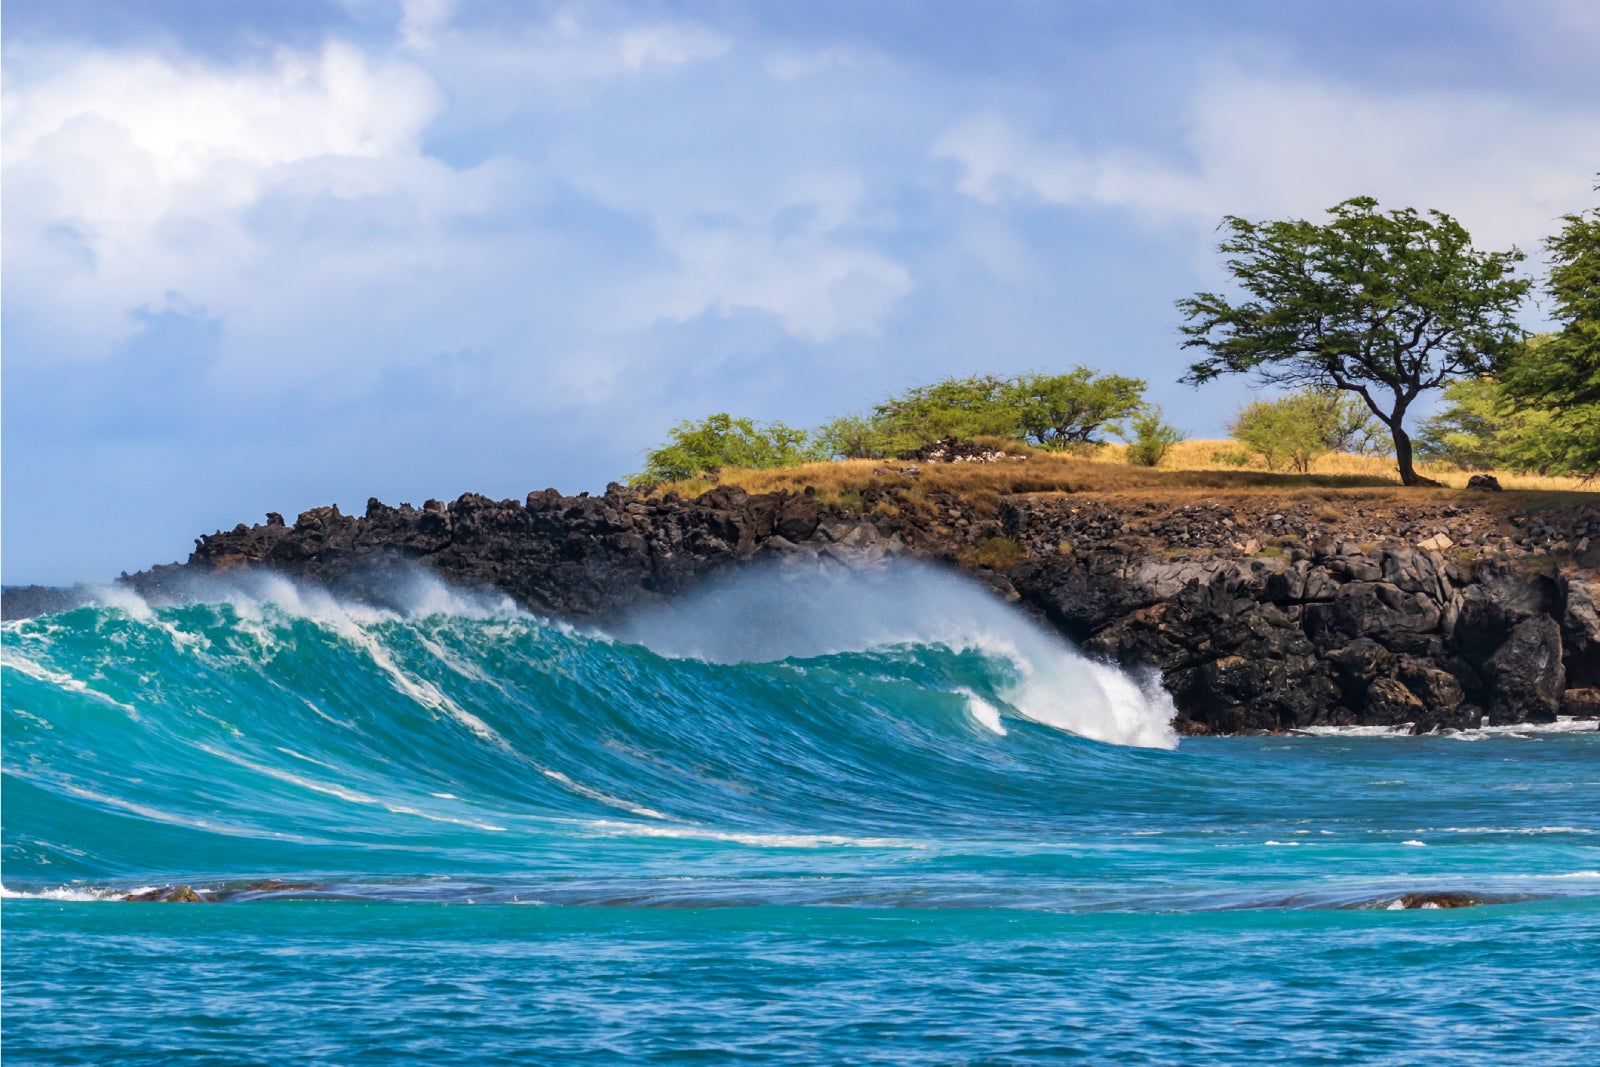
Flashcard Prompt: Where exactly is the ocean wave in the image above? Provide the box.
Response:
[1,567,1183,886]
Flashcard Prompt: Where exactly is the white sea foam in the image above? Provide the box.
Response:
[196,743,507,831]
[0,883,131,902]
[583,818,923,849]
[543,769,668,820]
[1446,718,1600,740]
[0,650,138,715]
[184,577,517,750]
[1296,725,1414,737]
[1296,718,1598,740]
[1437,826,1597,835]
[959,689,1007,735]
[614,562,1179,750]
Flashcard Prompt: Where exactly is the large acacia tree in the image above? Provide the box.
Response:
[1178,196,1529,486]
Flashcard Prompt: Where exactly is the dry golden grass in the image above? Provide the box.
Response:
[1101,439,1591,493]
[649,438,1595,515]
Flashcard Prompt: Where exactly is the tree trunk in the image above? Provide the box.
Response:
[1392,423,1442,487]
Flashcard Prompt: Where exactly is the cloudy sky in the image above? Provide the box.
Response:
[4,0,1597,583]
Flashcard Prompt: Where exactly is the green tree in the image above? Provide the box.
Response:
[870,375,1019,453]
[1229,396,1322,472]
[1123,405,1185,467]
[631,413,822,485]
[1416,377,1514,470]
[1179,197,1529,486]
[1498,189,1600,476]
[1228,389,1387,473]
[814,413,887,460]
[1006,368,1147,449]
[1421,339,1597,478]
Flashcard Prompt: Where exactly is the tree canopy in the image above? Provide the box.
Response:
[631,413,821,484]
[869,375,1018,453]
[1229,388,1386,474]
[1497,189,1599,476]
[1178,196,1529,486]
[866,368,1147,455]
[1416,371,1556,473]
[1006,368,1146,449]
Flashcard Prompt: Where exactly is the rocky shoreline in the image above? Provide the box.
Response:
[6,473,1598,735]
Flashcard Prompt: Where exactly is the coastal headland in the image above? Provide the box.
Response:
[9,447,1595,736]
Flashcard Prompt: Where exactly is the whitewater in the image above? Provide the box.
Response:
[4,565,1598,1064]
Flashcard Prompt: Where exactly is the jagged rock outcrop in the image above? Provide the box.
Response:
[155,484,908,621]
[1000,496,1597,732]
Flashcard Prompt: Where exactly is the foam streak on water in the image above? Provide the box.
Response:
[3,567,1597,1064]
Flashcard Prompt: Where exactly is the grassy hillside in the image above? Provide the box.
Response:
[649,439,1593,513]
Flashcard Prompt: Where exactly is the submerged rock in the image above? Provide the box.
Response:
[1392,892,1483,910]
[124,885,209,903]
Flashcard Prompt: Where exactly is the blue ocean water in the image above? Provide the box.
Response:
[3,568,1597,1064]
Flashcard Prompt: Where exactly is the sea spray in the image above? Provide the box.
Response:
[612,560,1179,748]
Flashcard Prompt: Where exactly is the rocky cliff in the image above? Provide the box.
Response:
[11,475,1599,734]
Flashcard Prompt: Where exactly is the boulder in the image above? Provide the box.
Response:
[1466,474,1503,491]
[1303,582,1441,652]
[125,885,208,903]
[1401,665,1465,710]
[1560,687,1600,718]
[1484,617,1565,723]
[1364,677,1424,725]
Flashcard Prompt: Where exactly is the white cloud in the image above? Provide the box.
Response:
[2,40,459,356]
[1,8,906,387]
[399,0,460,50]
[935,71,1600,253]
[766,44,881,81]
[639,228,912,341]
[408,8,729,97]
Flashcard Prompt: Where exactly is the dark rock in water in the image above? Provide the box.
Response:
[1466,474,1503,492]
[1395,892,1482,909]
[125,885,209,903]
[1363,677,1425,726]
[1561,687,1600,718]
[1485,617,1565,723]
[236,879,320,893]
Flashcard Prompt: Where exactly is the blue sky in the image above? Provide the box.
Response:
[4,0,1597,584]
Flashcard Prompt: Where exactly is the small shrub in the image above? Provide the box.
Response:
[1125,406,1186,467]
[1210,450,1250,467]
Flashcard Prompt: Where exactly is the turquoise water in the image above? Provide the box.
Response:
[4,571,1598,1064]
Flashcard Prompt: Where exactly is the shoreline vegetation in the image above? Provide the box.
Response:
[642,436,1594,507]
[630,190,1599,496]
